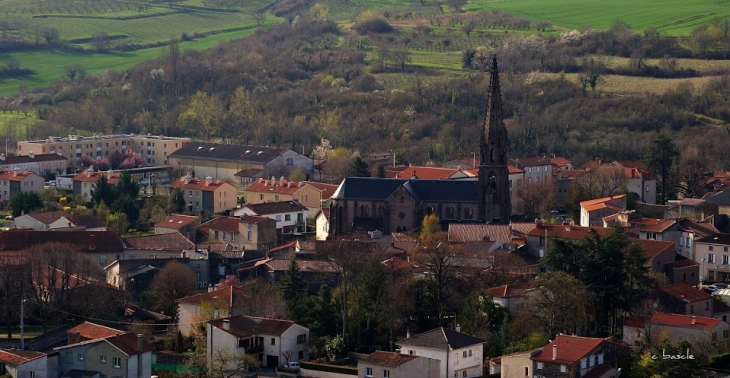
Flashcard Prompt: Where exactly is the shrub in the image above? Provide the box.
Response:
[352,18,394,35]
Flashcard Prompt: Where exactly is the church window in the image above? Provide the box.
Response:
[360,205,368,217]
[490,149,494,162]
[463,207,474,219]
[399,212,406,220]
[446,207,456,219]
[400,196,404,203]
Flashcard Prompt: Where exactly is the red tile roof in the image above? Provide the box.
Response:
[641,219,676,233]
[623,316,647,328]
[508,166,524,174]
[205,216,240,233]
[72,170,121,184]
[583,203,623,212]
[0,349,46,365]
[68,322,123,342]
[155,215,199,229]
[659,282,712,303]
[527,223,611,239]
[649,312,721,330]
[105,332,155,355]
[448,223,536,243]
[245,178,302,195]
[262,258,338,273]
[269,240,297,253]
[360,351,417,367]
[532,335,603,364]
[169,176,235,192]
[381,256,414,270]
[634,239,674,259]
[485,283,533,298]
[549,157,572,168]
[209,315,296,338]
[176,286,248,309]
[580,195,626,207]
[511,157,552,167]
[306,181,338,200]
[123,233,194,251]
[0,169,41,182]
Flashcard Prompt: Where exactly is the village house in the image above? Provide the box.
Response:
[72,168,121,202]
[315,208,330,241]
[13,211,106,231]
[233,201,309,235]
[243,177,337,212]
[485,283,534,312]
[358,351,440,378]
[530,335,630,378]
[0,152,68,177]
[676,218,719,260]
[0,230,124,268]
[201,215,277,251]
[395,327,485,378]
[207,315,310,369]
[54,331,153,378]
[122,232,194,260]
[579,195,626,227]
[694,233,730,283]
[497,349,539,378]
[634,282,714,318]
[154,214,200,242]
[0,349,56,378]
[176,286,249,336]
[169,175,238,214]
[623,312,730,349]
[245,258,339,289]
[0,168,44,202]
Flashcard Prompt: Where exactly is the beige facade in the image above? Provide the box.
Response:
[169,176,239,214]
[244,178,336,211]
[0,169,45,202]
[0,152,68,176]
[358,353,440,378]
[205,216,277,251]
[696,235,730,283]
[18,134,189,169]
[500,350,534,378]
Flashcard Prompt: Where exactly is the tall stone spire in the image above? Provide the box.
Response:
[477,55,511,223]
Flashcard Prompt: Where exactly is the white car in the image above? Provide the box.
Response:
[286,362,300,369]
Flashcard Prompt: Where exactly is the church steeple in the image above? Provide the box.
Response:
[477,55,511,224]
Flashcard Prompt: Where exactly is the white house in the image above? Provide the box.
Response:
[315,208,330,241]
[396,327,485,378]
[623,312,730,348]
[0,349,57,378]
[13,211,106,231]
[358,351,440,378]
[53,332,153,378]
[233,201,308,234]
[207,315,310,369]
[579,195,626,227]
[176,286,248,336]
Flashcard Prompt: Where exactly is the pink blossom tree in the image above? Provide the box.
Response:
[110,149,145,169]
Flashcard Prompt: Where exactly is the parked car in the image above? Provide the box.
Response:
[285,362,300,369]
[715,283,729,289]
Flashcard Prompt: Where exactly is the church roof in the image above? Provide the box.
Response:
[331,178,407,200]
[331,177,479,203]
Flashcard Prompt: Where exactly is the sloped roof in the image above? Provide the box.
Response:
[306,182,338,200]
[580,195,626,208]
[176,286,248,309]
[331,178,408,200]
[72,215,106,229]
[549,157,572,168]
[245,179,302,195]
[123,233,194,251]
[527,224,611,239]
[24,211,72,225]
[242,201,308,215]
[263,259,338,273]
[391,167,459,179]
[696,234,730,245]
[1,153,67,164]
[155,215,199,229]
[633,239,674,259]
[169,176,236,192]
[531,335,603,364]
[448,223,535,243]
[659,282,712,303]
[641,219,676,233]
[68,322,123,341]
[72,171,121,184]
[650,312,720,330]
[0,230,124,252]
[666,255,699,269]
[706,189,730,206]
[205,217,240,233]
[360,351,418,367]
[510,157,552,167]
[485,283,533,298]
[581,364,613,378]
[402,180,479,203]
[0,349,46,365]
[168,142,291,163]
[0,169,42,182]
[396,327,485,351]
[55,332,153,356]
[678,219,719,236]
[209,315,296,337]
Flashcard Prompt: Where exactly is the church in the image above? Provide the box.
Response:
[328,56,511,235]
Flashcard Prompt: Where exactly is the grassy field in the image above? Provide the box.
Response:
[0,26,264,98]
[543,72,720,95]
[467,0,730,36]
[0,112,33,140]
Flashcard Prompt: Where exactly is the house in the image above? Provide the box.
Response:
[104,257,208,298]
[243,177,339,211]
[207,315,310,369]
[315,208,330,241]
[176,286,250,336]
[525,222,613,258]
[0,230,124,267]
[448,223,535,245]
[634,239,676,276]
[233,201,309,235]
[634,282,714,318]
[358,351,440,378]
[122,233,194,260]
[705,188,730,216]
[67,322,124,344]
[531,335,630,378]
[249,258,339,289]
[550,157,573,172]
[14,211,106,231]
[667,198,717,220]
[169,175,238,214]
[606,161,657,205]
[498,350,540,378]
[72,168,121,202]
[638,219,678,241]
[154,214,200,242]
[395,327,485,378]
[677,218,719,260]
[0,349,56,378]
[623,312,730,348]
[0,152,68,177]
[54,332,153,378]
[0,168,44,202]
[579,195,626,227]
[664,255,701,286]
[201,215,277,251]
[167,142,313,185]
[380,166,468,180]
[485,283,534,312]
[694,233,730,283]
[18,134,190,169]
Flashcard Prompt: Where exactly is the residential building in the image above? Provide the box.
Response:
[549,157,573,172]
[0,349,56,378]
[247,258,339,289]
[0,168,44,202]
[233,201,309,235]
[0,152,68,177]
[67,322,123,344]
[104,257,208,298]
[122,233,194,260]
[207,315,310,369]
[634,282,714,318]
[315,208,330,241]
[201,215,277,251]
[667,198,717,220]
[358,351,440,378]
[176,286,249,336]
[484,284,534,312]
[154,214,200,242]
[526,222,613,258]
[0,230,124,268]
[14,211,106,231]
[695,234,730,282]
[72,168,121,202]
[606,161,657,205]
[17,134,190,169]
[54,331,153,378]
[579,195,626,227]
[531,335,630,378]
[448,223,535,245]
[664,255,701,286]
[169,175,238,214]
[243,177,338,212]
[705,188,730,216]
[168,142,313,185]
[676,218,719,260]
[498,350,539,378]
[380,166,471,180]
[623,312,730,348]
[395,327,485,378]
[509,157,553,186]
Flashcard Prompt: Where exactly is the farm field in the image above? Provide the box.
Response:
[591,56,730,73]
[0,27,260,98]
[545,73,720,95]
[0,112,33,140]
[467,0,730,35]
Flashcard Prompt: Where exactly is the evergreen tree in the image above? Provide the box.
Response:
[644,133,678,204]
[112,194,140,224]
[90,175,114,206]
[376,164,386,178]
[115,171,140,199]
[279,259,307,303]
[170,188,186,213]
[346,156,370,177]
[9,191,43,217]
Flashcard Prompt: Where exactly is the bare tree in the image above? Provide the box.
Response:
[149,260,197,318]
[414,232,462,325]
[0,254,30,338]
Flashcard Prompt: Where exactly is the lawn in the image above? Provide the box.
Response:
[467,0,730,36]
[0,112,33,140]
[0,26,263,98]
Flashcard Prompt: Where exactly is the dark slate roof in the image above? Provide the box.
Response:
[706,189,730,206]
[209,315,296,337]
[168,142,289,163]
[396,327,485,351]
[332,178,408,200]
[695,234,730,245]
[403,180,479,202]
[243,201,308,215]
[0,230,124,252]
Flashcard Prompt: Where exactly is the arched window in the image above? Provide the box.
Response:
[446,207,456,219]
[464,207,474,219]
[360,205,368,217]
[286,158,294,165]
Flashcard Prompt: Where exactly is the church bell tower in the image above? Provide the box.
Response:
[477,56,511,224]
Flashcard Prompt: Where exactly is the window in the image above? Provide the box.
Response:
[365,367,373,377]
[598,353,604,364]
[725,247,729,252]
[29,372,34,378]
[687,238,692,247]
[463,351,467,358]
[679,236,684,246]
[100,355,107,363]
[462,372,467,377]
[713,332,718,341]
[297,334,307,344]
[189,190,193,197]
[724,255,729,265]
[271,338,276,345]
[724,330,729,338]
[709,254,716,263]
[706,301,710,311]
[646,185,650,192]
[231,233,236,242]
[690,304,695,314]
[524,367,529,376]
[537,362,543,370]
[247,231,252,241]
[276,215,282,222]
[214,231,219,239]
[560,365,566,373]
[260,194,264,200]
[710,246,715,251]
[286,158,294,165]
[299,351,304,359]
[580,358,586,369]
[78,353,84,361]
[113,357,121,368]
[383,370,390,378]
[469,350,472,357]
[285,214,291,221]
[408,350,414,355]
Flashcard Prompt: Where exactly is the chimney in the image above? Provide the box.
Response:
[692,316,697,325]
[552,344,557,360]
[280,176,285,186]
[137,334,144,353]
[208,284,215,293]
[455,324,461,332]
[87,165,94,177]
[406,329,410,338]
[287,181,291,188]
[13,169,17,177]
[258,177,264,183]
[75,331,81,344]
[29,152,34,159]
[299,181,304,187]
[205,176,213,186]
[222,319,230,331]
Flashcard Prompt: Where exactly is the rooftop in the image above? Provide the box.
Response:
[123,232,194,251]
[0,153,67,164]
[241,201,308,216]
[695,234,730,245]
[649,312,721,330]
[176,286,248,308]
[68,322,123,341]
[0,169,41,182]
[448,223,535,243]
[169,176,235,192]
[360,351,418,367]
[209,315,296,338]
[531,335,604,364]
[659,282,712,303]
[0,349,46,365]
[72,170,121,184]
[169,142,296,163]
[396,327,485,351]
[485,283,533,298]
[155,215,200,229]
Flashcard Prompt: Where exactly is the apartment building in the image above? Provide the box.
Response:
[169,175,238,213]
[0,152,68,176]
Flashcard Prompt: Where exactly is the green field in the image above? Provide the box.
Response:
[467,0,730,36]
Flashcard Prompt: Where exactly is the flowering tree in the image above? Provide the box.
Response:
[312,138,333,161]
[78,154,110,171]
[110,149,145,169]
